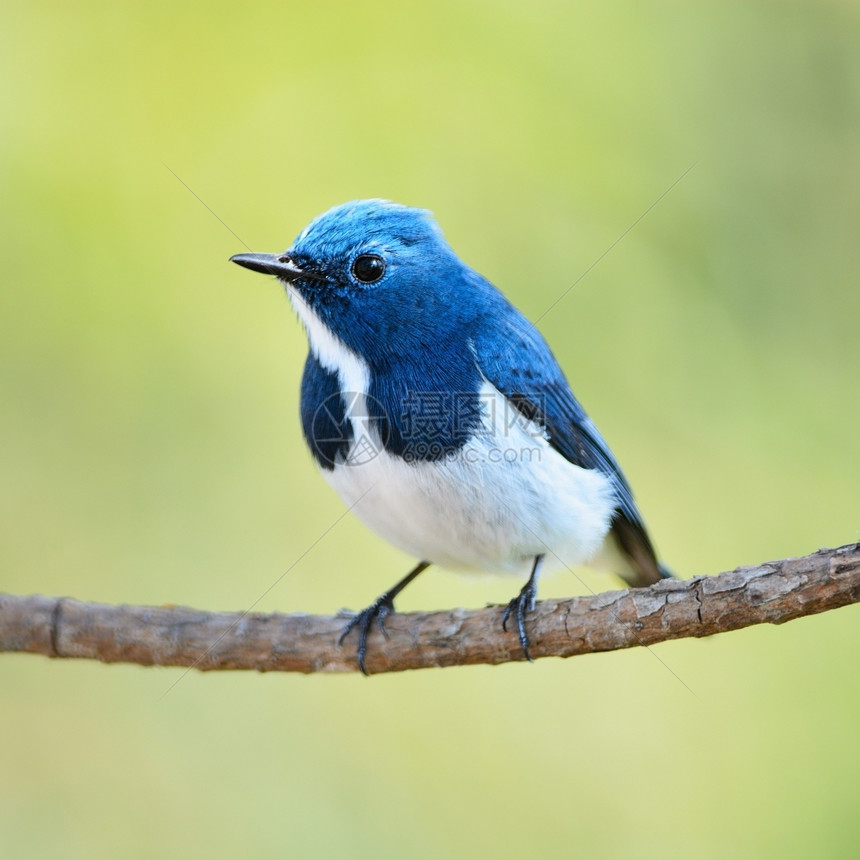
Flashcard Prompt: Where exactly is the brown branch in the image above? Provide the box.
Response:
[1,543,858,675]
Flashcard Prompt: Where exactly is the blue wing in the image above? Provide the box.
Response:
[471,295,664,586]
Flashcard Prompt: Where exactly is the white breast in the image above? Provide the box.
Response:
[287,288,617,576]
[325,382,616,575]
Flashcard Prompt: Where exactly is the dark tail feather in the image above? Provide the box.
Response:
[609,513,671,588]
[658,561,676,580]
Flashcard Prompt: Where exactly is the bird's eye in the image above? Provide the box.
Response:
[352,254,386,284]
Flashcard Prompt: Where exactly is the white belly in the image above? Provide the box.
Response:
[324,383,617,575]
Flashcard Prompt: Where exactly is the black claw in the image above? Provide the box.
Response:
[338,593,395,675]
[502,580,537,662]
[337,562,431,676]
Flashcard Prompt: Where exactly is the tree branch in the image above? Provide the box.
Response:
[2,543,858,675]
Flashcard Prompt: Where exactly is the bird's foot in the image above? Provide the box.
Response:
[338,593,396,675]
[502,579,538,662]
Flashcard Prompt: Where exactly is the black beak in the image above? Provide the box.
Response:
[229,252,309,282]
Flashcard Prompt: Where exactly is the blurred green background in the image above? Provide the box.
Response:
[1,1,859,857]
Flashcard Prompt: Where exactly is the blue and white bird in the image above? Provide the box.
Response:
[231,199,669,673]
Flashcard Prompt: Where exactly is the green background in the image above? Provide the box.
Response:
[1,2,858,858]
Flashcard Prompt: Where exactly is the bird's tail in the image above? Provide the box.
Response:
[605,513,673,588]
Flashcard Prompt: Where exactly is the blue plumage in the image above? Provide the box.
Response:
[299,355,351,469]
[231,199,667,672]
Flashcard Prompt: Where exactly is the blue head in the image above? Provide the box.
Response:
[231,199,505,368]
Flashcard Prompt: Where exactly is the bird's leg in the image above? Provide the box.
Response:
[502,555,544,662]
[338,560,431,675]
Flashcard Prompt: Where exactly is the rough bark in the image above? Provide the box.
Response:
[1,543,857,675]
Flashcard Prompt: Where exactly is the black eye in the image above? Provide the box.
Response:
[352,254,386,284]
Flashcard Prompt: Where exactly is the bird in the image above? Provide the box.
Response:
[230,199,669,673]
